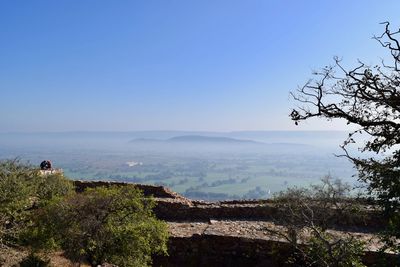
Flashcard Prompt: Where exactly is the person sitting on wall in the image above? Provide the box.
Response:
[40,160,52,170]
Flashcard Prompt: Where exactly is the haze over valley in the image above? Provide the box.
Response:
[0,131,357,200]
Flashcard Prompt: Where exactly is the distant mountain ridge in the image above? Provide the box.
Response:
[0,131,344,150]
[166,135,261,144]
[128,135,316,150]
[129,135,263,144]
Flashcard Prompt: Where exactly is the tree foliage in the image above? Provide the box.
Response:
[290,22,400,252]
[0,159,72,247]
[28,185,169,267]
[0,159,168,267]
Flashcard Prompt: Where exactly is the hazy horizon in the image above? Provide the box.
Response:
[0,130,358,200]
[0,1,395,200]
[0,129,350,134]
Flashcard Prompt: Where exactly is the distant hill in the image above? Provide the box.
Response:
[129,138,163,142]
[1,130,348,150]
[166,135,261,144]
[129,135,263,144]
[128,135,315,150]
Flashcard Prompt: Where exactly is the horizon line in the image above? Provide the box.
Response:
[0,129,349,134]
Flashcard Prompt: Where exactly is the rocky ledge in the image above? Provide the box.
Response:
[73,180,397,267]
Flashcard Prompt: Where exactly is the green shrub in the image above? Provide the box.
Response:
[19,253,50,267]
[0,159,72,246]
[306,231,365,267]
[30,185,169,267]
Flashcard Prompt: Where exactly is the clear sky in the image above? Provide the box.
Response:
[1,0,399,132]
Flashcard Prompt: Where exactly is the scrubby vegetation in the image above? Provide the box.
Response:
[0,159,168,267]
[0,159,393,267]
[269,176,367,267]
[26,186,168,267]
[0,159,73,248]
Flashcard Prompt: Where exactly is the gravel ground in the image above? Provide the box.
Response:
[167,219,385,252]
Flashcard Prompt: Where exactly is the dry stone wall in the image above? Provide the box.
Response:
[72,180,396,266]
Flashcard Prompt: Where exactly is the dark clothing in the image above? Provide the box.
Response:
[40,160,52,170]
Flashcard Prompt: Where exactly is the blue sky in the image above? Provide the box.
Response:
[1,0,399,132]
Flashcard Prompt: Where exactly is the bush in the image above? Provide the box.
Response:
[29,185,169,267]
[19,253,50,267]
[305,231,366,267]
[269,176,366,267]
[273,176,365,230]
[1,159,168,266]
[0,159,72,247]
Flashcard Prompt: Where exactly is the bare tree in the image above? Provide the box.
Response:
[267,177,366,267]
[290,22,400,253]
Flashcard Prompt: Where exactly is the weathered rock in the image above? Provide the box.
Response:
[73,180,396,267]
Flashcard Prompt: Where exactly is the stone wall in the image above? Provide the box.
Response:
[154,199,384,229]
[73,180,384,229]
[73,180,187,199]
[153,235,398,267]
[153,235,292,267]
[72,180,397,267]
